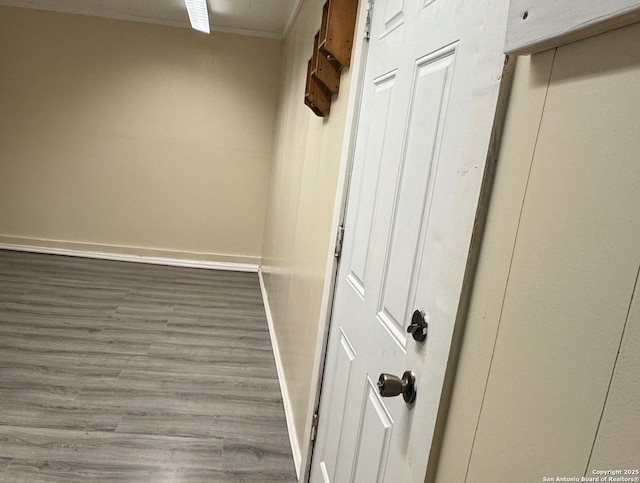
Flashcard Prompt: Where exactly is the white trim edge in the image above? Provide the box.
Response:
[282,0,304,38]
[210,25,283,39]
[0,243,258,272]
[258,268,302,480]
[505,0,640,54]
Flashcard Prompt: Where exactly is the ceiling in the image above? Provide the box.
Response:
[0,0,300,38]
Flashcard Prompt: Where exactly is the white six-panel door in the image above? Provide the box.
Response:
[310,0,509,481]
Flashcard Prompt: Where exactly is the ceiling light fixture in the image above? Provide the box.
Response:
[184,0,210,34]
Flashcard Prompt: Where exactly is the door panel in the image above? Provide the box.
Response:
[347,72,397,298]
[382,0,405,36]
[377,48,456,347]
[351,379,393,483]
[316,329,356,482]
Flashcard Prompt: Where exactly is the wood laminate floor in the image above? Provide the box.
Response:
[0,249,297,482]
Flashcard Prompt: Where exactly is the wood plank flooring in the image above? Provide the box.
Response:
[0,250,297,482]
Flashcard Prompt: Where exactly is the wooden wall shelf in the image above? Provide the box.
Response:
[319,0,358,69]
[305,59,331,117]
[304,0,358,117]
[312,32,340,94]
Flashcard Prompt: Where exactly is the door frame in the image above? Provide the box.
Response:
[298,0,372,478]
[299,0,515,479]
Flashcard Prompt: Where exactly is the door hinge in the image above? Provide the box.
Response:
[311,412,319,442]
[364,0,374,40]
[334,224,345,259]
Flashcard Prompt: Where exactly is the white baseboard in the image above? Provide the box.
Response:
[0,242,258,272]
[258,268,303,480]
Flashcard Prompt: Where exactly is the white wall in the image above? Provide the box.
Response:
[260,0,355,467]
[0,7,282,265]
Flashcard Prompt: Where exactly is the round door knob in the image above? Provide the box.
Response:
[407,309,428,342]
[377,371,416,404]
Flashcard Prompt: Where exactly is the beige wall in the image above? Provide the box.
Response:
[434,22,640,482]
[0,7,282,265]
[260,0,353,460]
